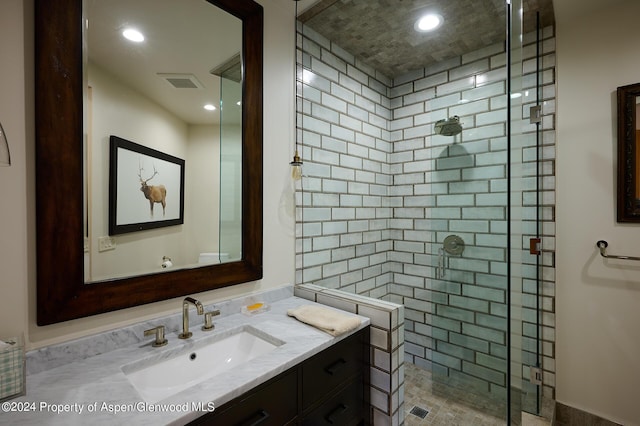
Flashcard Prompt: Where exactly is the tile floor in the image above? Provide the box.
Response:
[404,363,551,426]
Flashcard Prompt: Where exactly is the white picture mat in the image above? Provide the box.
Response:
[116,147,182,225]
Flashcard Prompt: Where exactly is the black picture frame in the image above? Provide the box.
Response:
[617,82,640,222]
[109,135,185,235]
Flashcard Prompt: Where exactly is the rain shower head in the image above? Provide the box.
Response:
[434,115,463,136]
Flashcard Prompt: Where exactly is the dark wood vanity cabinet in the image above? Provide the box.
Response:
[189,326,370,426]
[301,328,367,425]
[194,369,298,425]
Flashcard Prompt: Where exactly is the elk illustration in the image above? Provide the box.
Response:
[138,161,167,217]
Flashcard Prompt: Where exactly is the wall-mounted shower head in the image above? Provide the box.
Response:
[434,115,463,136]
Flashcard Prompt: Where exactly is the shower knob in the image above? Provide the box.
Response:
[443,235,465,255]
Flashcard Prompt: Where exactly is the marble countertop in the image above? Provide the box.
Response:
[0,296,369,425]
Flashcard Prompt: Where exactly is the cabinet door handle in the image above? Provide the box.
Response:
[240,409,270,426]
[325,403,348,424]
[324,358,346,375]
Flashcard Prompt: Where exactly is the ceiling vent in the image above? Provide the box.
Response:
[157,73,204,89]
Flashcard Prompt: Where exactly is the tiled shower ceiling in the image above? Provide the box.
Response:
[299,0,555,78]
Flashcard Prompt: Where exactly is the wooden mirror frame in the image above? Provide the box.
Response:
[35,0,263,325]
[617,82,640,222]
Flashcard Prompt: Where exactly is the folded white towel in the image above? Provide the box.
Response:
[287,305,361,336]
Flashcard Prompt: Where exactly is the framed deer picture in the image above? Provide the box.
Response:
[108,136,185,235]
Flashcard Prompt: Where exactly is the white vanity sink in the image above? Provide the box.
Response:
[122,325,283,403]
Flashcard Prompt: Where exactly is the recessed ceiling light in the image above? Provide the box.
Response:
[122,28,144,42]
[415,13,443,32]
[204,104,216,111]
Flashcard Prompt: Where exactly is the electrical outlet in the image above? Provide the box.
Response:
[98,236,116,252]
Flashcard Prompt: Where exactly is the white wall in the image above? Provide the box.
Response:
[88,61,191,280]
[0,0,30,345]
[90,62,230,274]
[0,0,296,350]
[556,1,640,424]
[219,123,243,260]
[186,124,222,263]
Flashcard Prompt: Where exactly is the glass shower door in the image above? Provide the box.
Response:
[508,0,544,420]
[219,76,243,262]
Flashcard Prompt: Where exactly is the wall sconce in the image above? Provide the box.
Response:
[0,121,10,166]
[290,150,302,180]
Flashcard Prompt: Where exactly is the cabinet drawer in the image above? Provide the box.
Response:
[192,369,297,426]
[302,329,364,409]
[302,376,364,426]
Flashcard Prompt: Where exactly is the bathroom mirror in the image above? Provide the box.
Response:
[85,0,243,281]
[35,0,263,325]
[616,82,640,222]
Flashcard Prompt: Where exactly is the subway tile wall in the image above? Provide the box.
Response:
[295,21,557,411]
[295,284,405,426]
[295,22,394,299]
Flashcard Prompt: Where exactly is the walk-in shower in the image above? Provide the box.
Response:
[294,0,556,424]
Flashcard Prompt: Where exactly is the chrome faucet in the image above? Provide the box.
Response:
[179,297,204,339]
